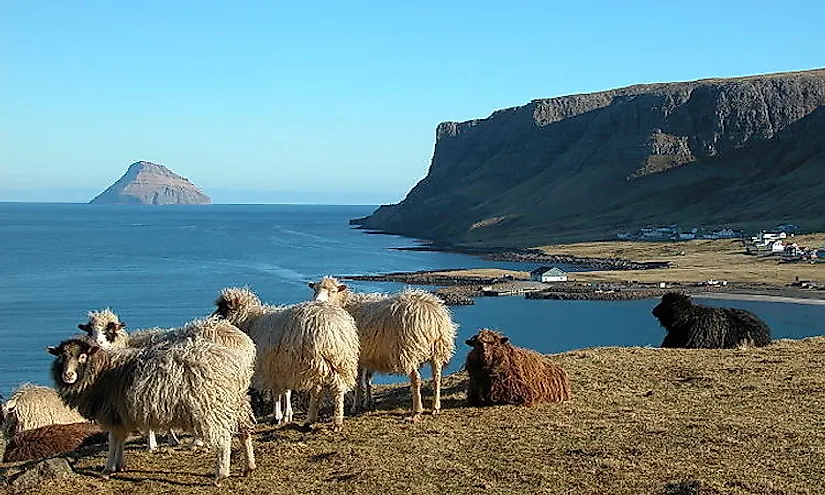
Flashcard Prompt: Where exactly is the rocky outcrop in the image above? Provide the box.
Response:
[354,69,825,247]
[90,161,211,205]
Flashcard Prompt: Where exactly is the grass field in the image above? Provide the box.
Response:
[4,337,825,494]
[425,236,825,287]
[538,235,825,285]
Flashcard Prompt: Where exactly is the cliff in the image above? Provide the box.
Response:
[90,161,211,205]
[353,69,825,247]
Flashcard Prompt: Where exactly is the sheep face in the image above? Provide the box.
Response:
[48,339,99,385]
[652,292,692,328]
[77,309,125,348]
[466,328,509,366]
[308,277,347,305]
[78,320,125,348]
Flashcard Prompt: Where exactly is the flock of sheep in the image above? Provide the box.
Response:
[0,283,772,486]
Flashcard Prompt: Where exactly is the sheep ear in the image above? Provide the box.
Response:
[499,336,510,344]
[465,337,476,346]
[308,282,315,289]
[338,284,347,292]
[87,345,101,355]
[47,346,59,356]
[78,323,90,331]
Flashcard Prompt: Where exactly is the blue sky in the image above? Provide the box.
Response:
[1,1,823,204]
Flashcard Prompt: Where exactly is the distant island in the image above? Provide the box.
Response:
[90,161,211,205]
[353,68,825,248]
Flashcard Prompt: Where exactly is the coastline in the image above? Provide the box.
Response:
[694,292,825,306]
[343,233,825,306]
[343,268,825,306]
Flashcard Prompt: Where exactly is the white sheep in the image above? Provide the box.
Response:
[49,317,256,486]
[1,384,85,439]
[309,276,457,416]
[213,287,359,432]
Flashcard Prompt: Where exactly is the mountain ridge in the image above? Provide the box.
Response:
[353,68,825,247]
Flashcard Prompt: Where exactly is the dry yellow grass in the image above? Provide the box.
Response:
[538,235,825,285]
[431,236,825,286]
[4,337,825,494]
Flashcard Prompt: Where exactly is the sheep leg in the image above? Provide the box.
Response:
[332,386,345,432]
[104,431,118,474]
[283,389,293,423]
[240,429,256,475]
[167,429,181,447]
[410,369,424,416]
[430,361,443,414]
[273,390,284,425]
[364,369,375,411]
[104,428,128,475]
[305,386,322,430]
[351,368,364,414]
[214,435,232,486]
[146,429,158,451]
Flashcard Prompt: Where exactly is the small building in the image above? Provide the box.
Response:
[530,266,568,283]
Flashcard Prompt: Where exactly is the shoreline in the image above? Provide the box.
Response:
[343,269,825,306]
[694,292,825,306]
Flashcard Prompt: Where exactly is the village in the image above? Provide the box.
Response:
[617,223,824,264]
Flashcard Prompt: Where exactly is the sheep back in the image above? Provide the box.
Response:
[3,422,105,463]
[348,289,457,374]
[249,301,359,393]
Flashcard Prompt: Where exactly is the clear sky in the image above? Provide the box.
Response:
[1,1,822,204]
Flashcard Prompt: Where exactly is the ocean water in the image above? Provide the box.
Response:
[1,203,824,396]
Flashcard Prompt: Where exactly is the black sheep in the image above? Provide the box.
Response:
[652,292,772,348]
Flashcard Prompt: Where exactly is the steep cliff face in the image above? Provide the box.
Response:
[90,161,211,205]
[354,69,825,247]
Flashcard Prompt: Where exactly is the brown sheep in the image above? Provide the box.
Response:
[3,422,106,463]
[464,328,571,406]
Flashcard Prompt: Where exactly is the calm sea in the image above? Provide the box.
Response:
[1,203,824,396]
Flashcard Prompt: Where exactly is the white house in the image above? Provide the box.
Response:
[530,266,568,282]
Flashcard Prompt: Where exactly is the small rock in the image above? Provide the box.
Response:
[9,458,74,492]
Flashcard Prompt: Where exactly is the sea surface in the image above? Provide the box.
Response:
[1,203,824,396]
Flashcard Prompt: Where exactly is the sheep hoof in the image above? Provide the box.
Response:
[214,476,228,487]
[332,423,343,433]
[243,466,256,477]
[405,413,422,423]
[431,408,441,415]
